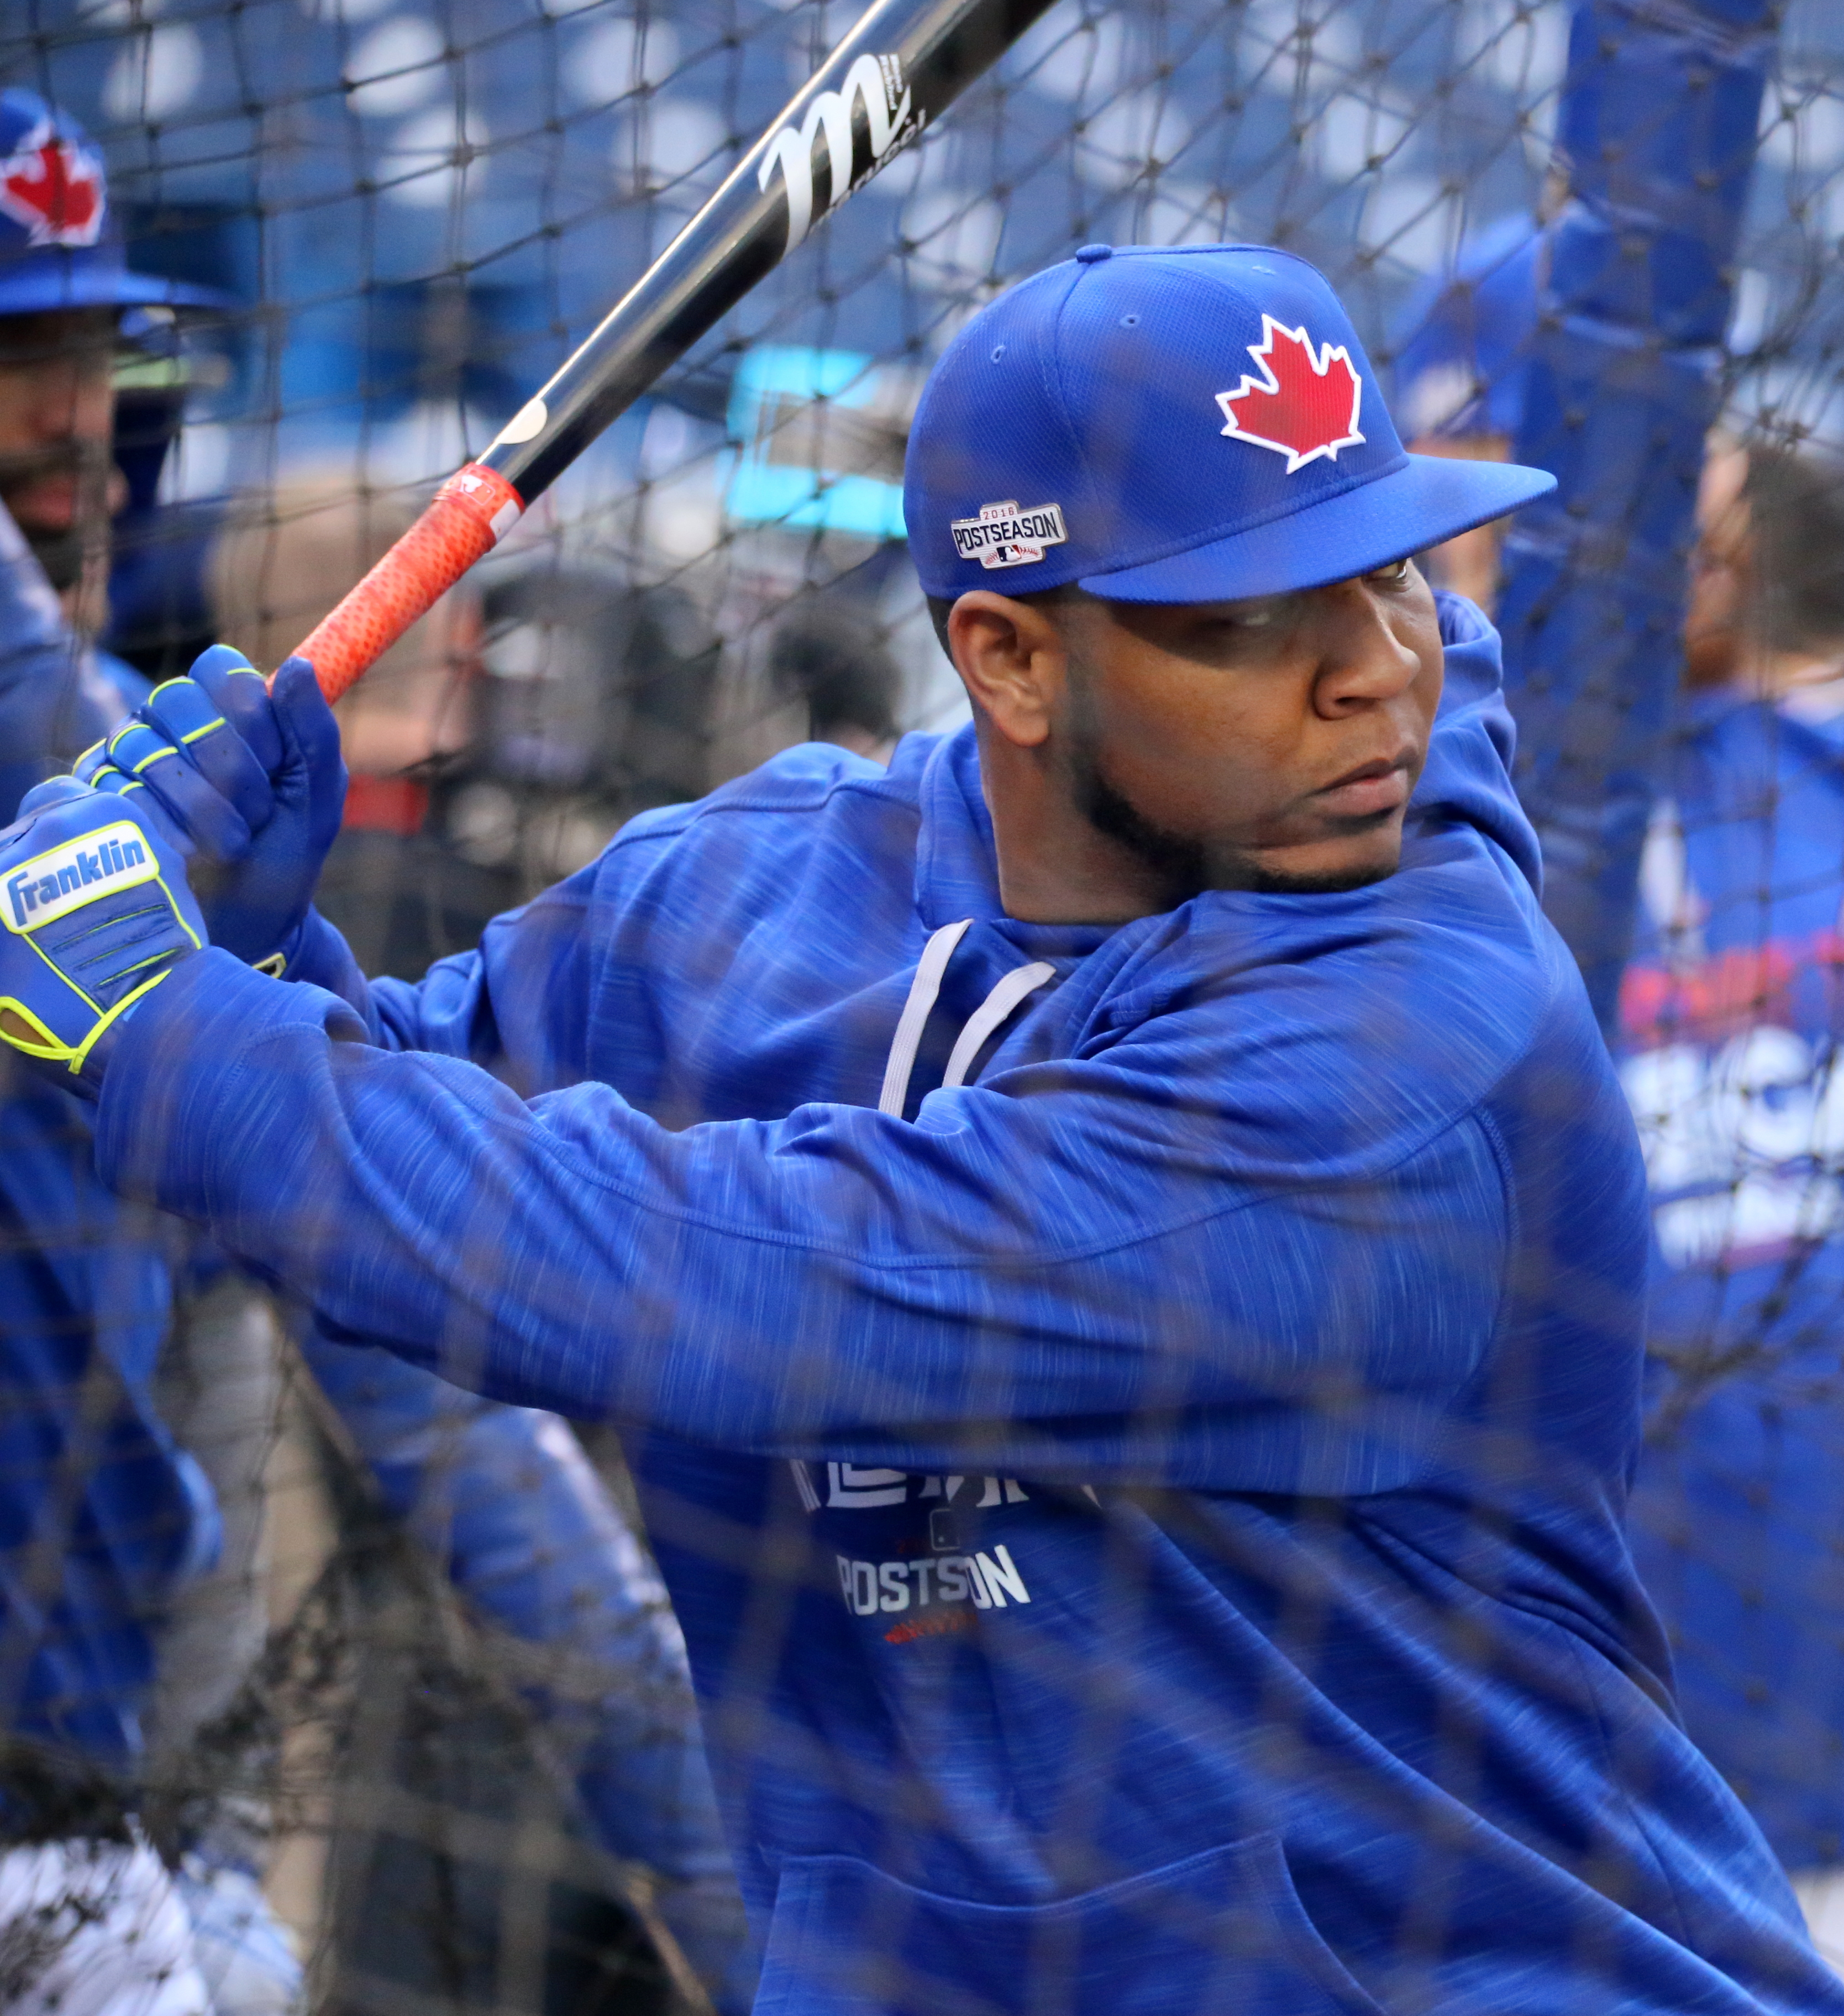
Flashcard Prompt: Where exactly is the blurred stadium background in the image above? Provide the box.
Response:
[5,0,1844,2007]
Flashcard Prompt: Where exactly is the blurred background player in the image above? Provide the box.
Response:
[1395,231,1844,1970]
[1390,211,1545,609]
[0,87,749,2015]
[206,481,726,982]
[1622,438,1844,1971]
[0,81,240,2016]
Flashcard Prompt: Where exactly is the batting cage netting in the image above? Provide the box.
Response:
[1,0,1843,2009]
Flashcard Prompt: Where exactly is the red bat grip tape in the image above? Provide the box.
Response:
[285,464,524,702]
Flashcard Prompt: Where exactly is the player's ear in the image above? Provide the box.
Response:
[947,590,1064,750]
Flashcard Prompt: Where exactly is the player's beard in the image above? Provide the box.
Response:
[1059,649,1398,900]
[0,439,114,594]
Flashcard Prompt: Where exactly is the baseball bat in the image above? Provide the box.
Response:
[290,0,1058,701]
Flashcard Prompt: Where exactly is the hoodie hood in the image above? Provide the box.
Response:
[878,592,1559,1198]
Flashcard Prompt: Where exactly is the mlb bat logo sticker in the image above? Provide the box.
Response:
[1216,316,1365,474]
[950,500,1068,569]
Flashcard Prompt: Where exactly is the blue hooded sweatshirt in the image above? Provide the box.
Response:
[92,596,1839,2014]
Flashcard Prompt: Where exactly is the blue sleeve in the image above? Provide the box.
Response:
[96,943,1511,1494]
[0,505,121,822]
[276,877,595,1083]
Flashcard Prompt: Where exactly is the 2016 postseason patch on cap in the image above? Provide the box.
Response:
[949,499,1068,570]
[905,244,1556,603]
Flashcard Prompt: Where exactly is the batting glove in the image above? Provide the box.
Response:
[77,645,346,972]
[0,777,206,1090]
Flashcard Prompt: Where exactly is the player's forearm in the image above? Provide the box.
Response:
[93,948,1505,1489]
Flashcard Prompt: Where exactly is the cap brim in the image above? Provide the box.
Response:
[0,262,234,316]
[1079,453,1556,603]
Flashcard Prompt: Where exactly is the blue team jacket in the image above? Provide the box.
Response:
[94,597,1840,2013]
[1617,679,1844,1871]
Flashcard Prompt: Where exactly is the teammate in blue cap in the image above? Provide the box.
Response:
[1,240,1838,2012]
[0,86,224,667]
[0,88,752,2015]
[0,83,238,2016]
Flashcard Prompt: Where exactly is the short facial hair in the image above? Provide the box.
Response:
[0,440,113,592]
[1059,647,1398,899]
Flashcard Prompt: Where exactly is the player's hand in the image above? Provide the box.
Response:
[0,776,205,1093]
[77,646,346,972]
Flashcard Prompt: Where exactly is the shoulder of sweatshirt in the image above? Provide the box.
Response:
[614,735,934,844]
[533,736,943,958]
[455,740,929,951]
[950,595,1577,1177]
[997,840,1580,1191]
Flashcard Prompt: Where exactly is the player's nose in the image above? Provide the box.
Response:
[1308,575,1425,718]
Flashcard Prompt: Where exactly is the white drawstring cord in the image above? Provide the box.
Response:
[942,962,1056,1089]
[879,921,1057,1117]
[879,920,973,1115]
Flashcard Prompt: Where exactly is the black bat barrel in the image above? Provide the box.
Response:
[475,0,1057,508]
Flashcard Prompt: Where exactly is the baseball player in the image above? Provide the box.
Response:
[0,84,244,2016]
[0,89,749,2015]
[5,242,1840,2012]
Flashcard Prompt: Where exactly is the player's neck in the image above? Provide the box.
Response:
[975,726,1182,926]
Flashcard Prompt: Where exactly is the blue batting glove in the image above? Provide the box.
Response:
[77,645,346,972]
[0,776,205,1092]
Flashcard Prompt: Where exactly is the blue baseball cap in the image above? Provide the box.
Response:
[903,242,1556,605]
[0,90,229,319]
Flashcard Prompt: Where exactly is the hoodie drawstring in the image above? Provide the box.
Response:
[879,919,1056,1118]
[942,960,1057,1089]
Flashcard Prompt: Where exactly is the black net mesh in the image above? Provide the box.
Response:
[3,0,1844,2010]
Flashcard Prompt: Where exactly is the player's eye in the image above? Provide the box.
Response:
[1206,594,1290,632]
[1365,557,1415,589]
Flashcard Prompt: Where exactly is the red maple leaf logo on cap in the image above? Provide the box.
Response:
[0,122,105,249]
[1215,316,1365,474]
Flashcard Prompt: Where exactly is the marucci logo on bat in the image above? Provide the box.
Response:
[757,52,915,251]
[5,822,157,932]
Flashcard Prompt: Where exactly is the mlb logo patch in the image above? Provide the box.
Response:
[0,118,105,250]
[950,500,1068,569]
[1216,316,1365,474]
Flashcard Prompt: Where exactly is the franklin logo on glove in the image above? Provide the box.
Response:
[6,821,155,930]
[0,783,205,1088]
